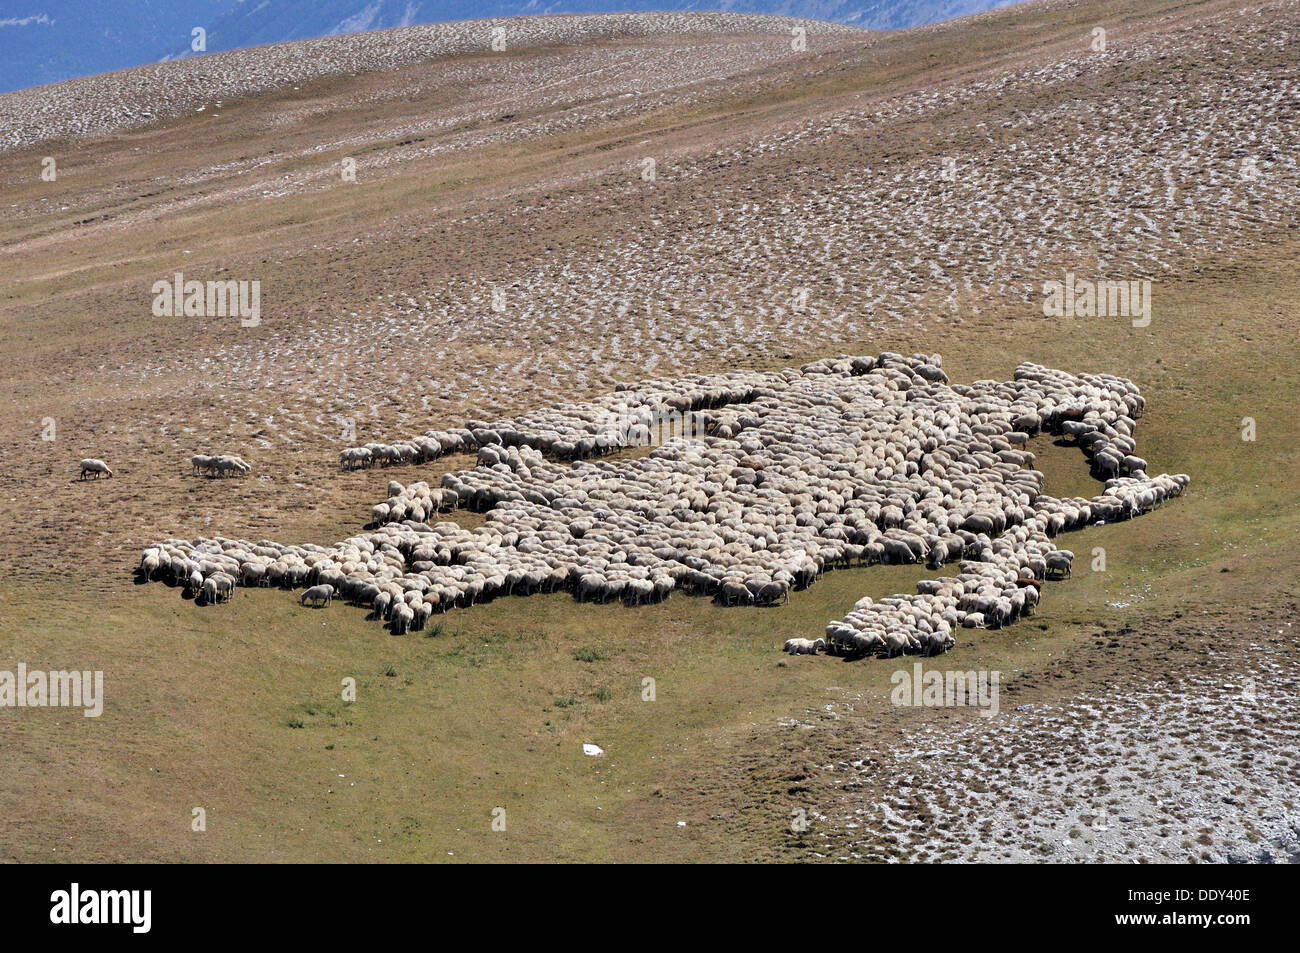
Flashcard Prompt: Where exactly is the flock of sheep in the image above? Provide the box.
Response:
[339,433,472,471]
[135,352,1187,659]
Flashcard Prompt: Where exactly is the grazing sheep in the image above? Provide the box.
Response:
[390,603,415,634]
[300,584,335,607]
[134,354,1186,665]
[339,447,374,470]
[202,572,235,605]
[199,454,251,478]
[918,628,955,656]
[139,550,162,579]
[78,458,113,480]
[718,580,754,606]
[1045,551,1074,579]
[883,632,911,657]
[1123,454,1148,475]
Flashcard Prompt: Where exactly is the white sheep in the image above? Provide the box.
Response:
[78,459,113,480]
[135,354,1186,667]
[300,584,335,607]
[784,637,826,655]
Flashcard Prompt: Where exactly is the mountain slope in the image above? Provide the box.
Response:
[186,0,1025,53]
[0,0,1296,865]
[0,0,1018,93]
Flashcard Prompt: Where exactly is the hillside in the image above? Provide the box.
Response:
[0,0,1015,94]
[0,1,1296,863]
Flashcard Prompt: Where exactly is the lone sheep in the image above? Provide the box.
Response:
[79,459,113,480]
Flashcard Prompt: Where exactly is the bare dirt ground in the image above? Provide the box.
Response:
[0,1,1296,862]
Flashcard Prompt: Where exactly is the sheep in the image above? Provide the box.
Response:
[756,580,790,606]
[883,632,911,657]
[1045,551,1074,579]
[201,577,220,604]
[1122,454,1148,475]
[1093,451,1121,480]
[201,572,235,605]
[848,631,886,656]
[718,579,754,606]
[300,584,335,607]
[340,447,374,470]
[139,550,162,579]
[198,454,252,478]
[135,354,1185,665]
[78,459,113,480]
[784,637,826,655]
[882,537,919,564]
[413,599,433,630]
[918,628,955,656]
[390,603,415,634]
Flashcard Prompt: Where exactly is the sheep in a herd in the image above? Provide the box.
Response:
[784,637,826,655]
[883,632,912,657]
[201,571,235,604]
[718,579,755,607]
[918,627,956,657]
[78,459,113,480]
[139,548,163,579]
[1045,550,1074,579]
[390,602,414,634]
[135,354,1188,655]
[339,447,374,470]
[300,584,335,607]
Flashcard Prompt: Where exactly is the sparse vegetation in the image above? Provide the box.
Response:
[0,0,1295,864]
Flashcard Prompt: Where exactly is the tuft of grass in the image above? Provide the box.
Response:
[573,646,607,663]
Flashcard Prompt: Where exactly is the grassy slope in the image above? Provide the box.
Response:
[0,0,1295,862]
[2,251,1294,863]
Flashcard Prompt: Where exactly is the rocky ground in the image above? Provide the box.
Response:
[0,12,859,152]
[772,607,1300,863]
